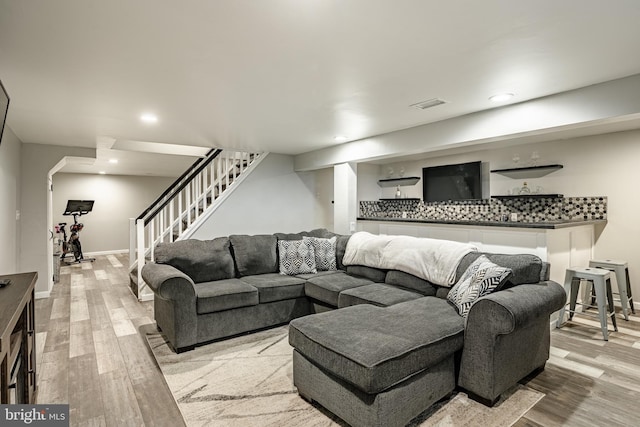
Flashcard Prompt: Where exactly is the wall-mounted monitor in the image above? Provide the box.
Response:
[0,79,9,146]
[422,161,483,202]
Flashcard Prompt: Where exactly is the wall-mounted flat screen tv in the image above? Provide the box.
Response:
[0,79,9,146]
[422,161,482,202]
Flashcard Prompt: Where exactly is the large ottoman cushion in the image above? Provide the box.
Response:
[194,279,258,314]
[305,272,373,306]
[229,234,278,276]
[338,283,424,308]
[239,273,306,303]
[289,297,464,394]
[154,237,235,283]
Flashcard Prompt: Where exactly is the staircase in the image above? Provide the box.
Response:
[128,148,266,300]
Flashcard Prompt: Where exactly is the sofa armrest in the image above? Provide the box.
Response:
[141,262,196,301]
[459,281,566,404]
[141,262,198,351]
[468,280,566,333]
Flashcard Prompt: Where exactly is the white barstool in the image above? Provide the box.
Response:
[556,267,618,341]
[589,259,634,320]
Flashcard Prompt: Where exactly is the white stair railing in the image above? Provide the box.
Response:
[128,149,265,301]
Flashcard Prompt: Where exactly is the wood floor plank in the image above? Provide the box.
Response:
[36,254,640,426]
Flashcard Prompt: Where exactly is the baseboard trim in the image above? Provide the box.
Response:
[35,290,51,300]
[84,249,128,256]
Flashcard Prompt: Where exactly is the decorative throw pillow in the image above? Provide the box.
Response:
[303,236,337,271]
[278,240,317,275]
[447,255,512,318]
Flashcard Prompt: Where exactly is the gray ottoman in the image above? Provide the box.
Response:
[289,297,464,427]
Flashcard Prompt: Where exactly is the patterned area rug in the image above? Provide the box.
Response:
[146,325,544,427]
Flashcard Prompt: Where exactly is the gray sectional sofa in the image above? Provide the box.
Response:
[141,228,566,427]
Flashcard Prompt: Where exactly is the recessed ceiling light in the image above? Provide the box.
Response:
[410,98,447,110]
[334,135,348,142]
[108,159,118,164]
[98,171,106,175]
[140,113,158,123]
[489,93,515,102]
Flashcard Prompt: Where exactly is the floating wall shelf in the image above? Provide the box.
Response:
[491,194,564,199]
[377,177,421,187]
[490,164,563,179]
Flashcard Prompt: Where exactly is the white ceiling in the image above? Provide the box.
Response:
[1,0,640,176]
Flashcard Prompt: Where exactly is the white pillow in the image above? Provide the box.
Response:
[303,236,337,271]
[278,240,317,275]
[447,255,512,318]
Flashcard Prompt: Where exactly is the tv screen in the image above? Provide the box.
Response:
[422,161,482,202]
[0,79,9,145]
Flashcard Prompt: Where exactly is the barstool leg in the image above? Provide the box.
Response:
[569,278,580,320]
[557,271,574,328]
[606,277,618,332]
[594,277,609,341]
[614,266,630,320]
[626,268,635,314]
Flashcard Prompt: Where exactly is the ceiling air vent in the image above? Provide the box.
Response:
[410,98,447,110]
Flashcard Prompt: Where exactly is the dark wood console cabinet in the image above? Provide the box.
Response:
[0,272,37,404]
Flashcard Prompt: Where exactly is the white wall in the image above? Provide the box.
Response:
[0,126,21,274]
[191,153,330,239]
[20,143,96,294]
[360,129,640,304]
[52,173,175,253]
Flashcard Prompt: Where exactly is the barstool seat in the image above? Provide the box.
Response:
[589,259,635,320]
[556,267,618,341]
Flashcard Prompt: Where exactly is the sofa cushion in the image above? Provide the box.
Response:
[335,235,351,271]
[229,234,278,276]
[306,228,336,238]
[448,255,512,318]
[338,283,424,308]
[274,231,309,241]
[385,270,437,296]
[303,236,337,271]
[346,265,387,282]
[239,273,306,303]
[154,238,235,283]
[194,279,258,314]
[295,270,343,280]
[456,252,542,286]
[305,272,373,307]
[278,239,317,275]
[289,297,464,394]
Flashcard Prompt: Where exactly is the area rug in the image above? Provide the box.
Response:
[145,325,544,427]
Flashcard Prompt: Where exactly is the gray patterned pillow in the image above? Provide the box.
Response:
[447,255,512,318]
[303,236,337,271]
[278,240,317,275]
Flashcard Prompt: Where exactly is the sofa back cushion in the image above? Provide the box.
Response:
[335,235,351,271]
[230,234,278,277]
[385,270,437,296]
[346,265,387,282]
[455,252,543,286]
[154,238,235,283]
[274,231,309,241]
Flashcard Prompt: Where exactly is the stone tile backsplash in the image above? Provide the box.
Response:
[359,196,607,222]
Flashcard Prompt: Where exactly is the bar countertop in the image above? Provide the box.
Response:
[356,217,607,230]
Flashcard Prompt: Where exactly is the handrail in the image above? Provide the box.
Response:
[137,148,222,224]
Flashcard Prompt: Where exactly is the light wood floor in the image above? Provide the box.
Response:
[35,254,640,426]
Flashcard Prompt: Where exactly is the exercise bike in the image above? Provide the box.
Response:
[57,200,95,264]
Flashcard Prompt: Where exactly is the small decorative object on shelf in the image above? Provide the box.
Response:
[395,186,402,199]
[530,151,540,166]
[519,182,531,195]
